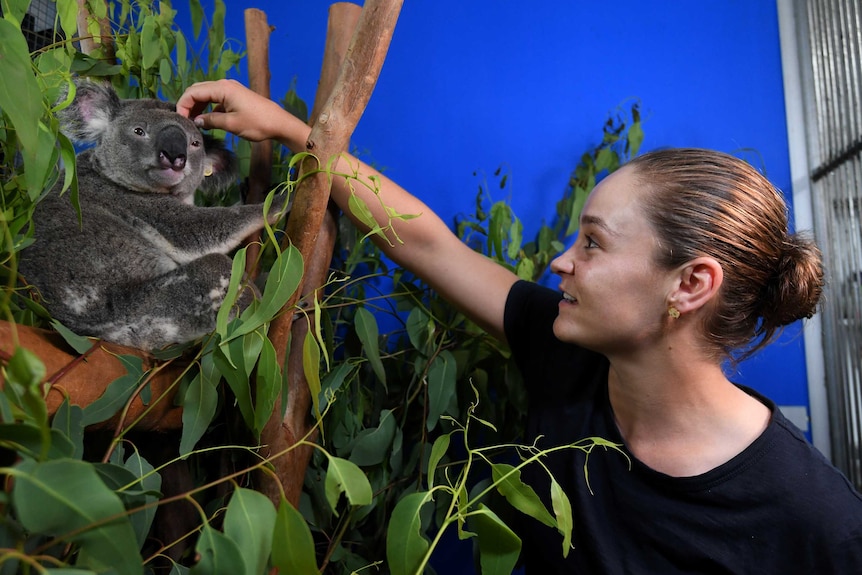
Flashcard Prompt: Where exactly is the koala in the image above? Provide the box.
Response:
[19,80,286,350]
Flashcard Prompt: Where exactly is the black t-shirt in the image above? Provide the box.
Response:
[503,280,862,574]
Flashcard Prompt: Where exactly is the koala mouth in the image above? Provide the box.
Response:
[148,165,189,191]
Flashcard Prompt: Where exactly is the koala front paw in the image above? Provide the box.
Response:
[266,191,292,224]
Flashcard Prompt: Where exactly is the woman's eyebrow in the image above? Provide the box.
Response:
[579,213,620,237]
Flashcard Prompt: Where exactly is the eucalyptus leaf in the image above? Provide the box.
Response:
[405,306,432,354]
[0,19,43,159]
[550,477,573,557]
[212,332,258,430]
[324,456,372,513]
[254,336,281,437]
[11,459,143,575]
[215,248,247,340]
[426,350,456,432]
[224,487,276,575]
[123,451,162,549]
[349,409,396,467]
[302,329,322,421]
[426,433,450,490]
[237,243,303,337]
[81,355,145,426]
[271,497,321,575]
[190,525,246,575]
[469,504,521,575]
[491,463,556,527]
[354,307,386,387]
[51,399,84,459]
[0,424,74,460]
[386,491,433,575]
[50,320,94,355]
[179,370,218,456]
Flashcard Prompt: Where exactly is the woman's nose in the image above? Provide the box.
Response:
[550,248,575,275]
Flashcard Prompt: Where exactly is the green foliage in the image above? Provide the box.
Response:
[0,1,645,574]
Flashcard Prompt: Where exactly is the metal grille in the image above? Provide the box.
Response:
[0,0,63,52]
[804,0,862,487]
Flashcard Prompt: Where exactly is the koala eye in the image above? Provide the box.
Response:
[190,139,202,148]
[133,127,145,137]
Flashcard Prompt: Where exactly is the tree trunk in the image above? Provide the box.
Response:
[256,0,402,506]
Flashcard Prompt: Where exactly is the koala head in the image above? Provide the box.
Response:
[58,80,237,202]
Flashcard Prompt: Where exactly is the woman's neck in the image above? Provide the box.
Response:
[606,355,771,477]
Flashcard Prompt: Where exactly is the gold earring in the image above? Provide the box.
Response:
[668,306,680,319]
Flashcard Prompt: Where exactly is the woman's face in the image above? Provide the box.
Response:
[550,166,674,355]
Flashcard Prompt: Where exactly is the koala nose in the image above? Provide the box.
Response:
[156,124,188,172]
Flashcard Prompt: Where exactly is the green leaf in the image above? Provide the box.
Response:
[189,0,204,39]
[224,487,276,575]
[347,192,378,232]
[405,306,432,353]
[628,120,644,157]
[507,217,523,260]
[51,399,84,459]
[179,367,218,456]
[594,146,619,173]
[23,120,60,201]
[237,243,303,337]
[0,424,74,460]
[50,320,94,356]
[354,307,386,388]
[387,491,433,575]
[515,257,535,281]
[0,20,42,154]
[11,459,143,575]
[81,355,145,426]
[491,463,555,527]
[324,456,372,513]
[271,497,320,575]
[488,202,510,259]
[140,15,160,70]
[190,525,246,575]
[55,0,80,41]
[318,361,355,413]
[123,451,162,549]
[469,504,522,575]
[550,478,573,557]
[213,330,263,430]
[302,329,322,422]
[254,336,281,437]
[349,409,396,466]
[426,350,456,431]
[426,433,450,490]
[215,248,247,339]
[565,186,589,237]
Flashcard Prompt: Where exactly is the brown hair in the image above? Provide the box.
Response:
[627,148,823,362]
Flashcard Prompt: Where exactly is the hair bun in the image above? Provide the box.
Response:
[760,232,823,328]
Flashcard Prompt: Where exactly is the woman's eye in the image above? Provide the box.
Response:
[584,235,598,249]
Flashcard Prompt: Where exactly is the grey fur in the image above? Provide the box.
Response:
[19,80,285,350]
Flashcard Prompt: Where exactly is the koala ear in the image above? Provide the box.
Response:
[57,79,121,143]
[199,134,238,194]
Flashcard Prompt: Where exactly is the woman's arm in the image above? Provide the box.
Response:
[177,79,518,341]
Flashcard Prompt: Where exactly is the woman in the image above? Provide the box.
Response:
[177,79,862,573]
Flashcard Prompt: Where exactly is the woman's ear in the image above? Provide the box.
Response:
[669,257,723,314]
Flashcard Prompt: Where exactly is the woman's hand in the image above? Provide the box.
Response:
[176,79,307,145]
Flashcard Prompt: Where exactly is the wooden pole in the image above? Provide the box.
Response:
[75,0,116,62]
[257,0,402,505]
[0,322,183,431]
[243,9,274,278]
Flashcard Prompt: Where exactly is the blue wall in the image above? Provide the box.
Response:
[179,3,806,409]
[180,0,807,413]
